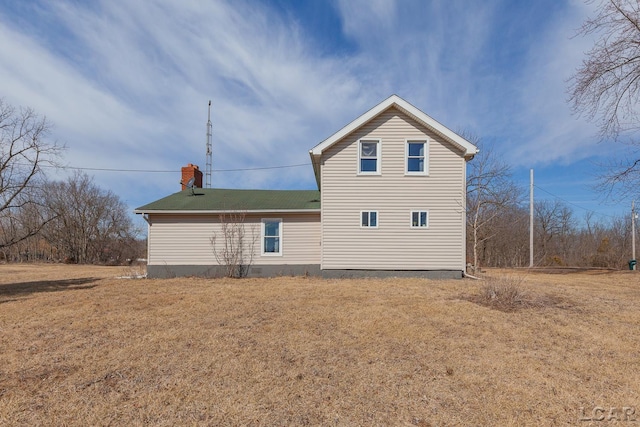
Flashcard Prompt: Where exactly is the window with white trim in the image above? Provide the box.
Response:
[361,211,378,228]
[359,140,380,174]
[406,140,428,174]
[411,211,429,228]
[261,218,282,255]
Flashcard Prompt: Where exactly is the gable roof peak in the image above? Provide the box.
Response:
[309,94,477,157]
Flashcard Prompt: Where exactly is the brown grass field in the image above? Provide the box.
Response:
[0,264,639,426]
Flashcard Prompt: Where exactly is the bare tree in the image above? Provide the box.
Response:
[534,200,575,265]
[0,98,62,249]
[42,172,141,264]
[569,0,640,195]
[465,138,522,272]
[483,205,530,268]
[210,212,258,278]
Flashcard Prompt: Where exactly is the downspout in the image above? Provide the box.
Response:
[462,155,468,278]
[464,272,482,280]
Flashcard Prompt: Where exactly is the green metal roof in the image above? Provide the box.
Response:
[134,188,321,213]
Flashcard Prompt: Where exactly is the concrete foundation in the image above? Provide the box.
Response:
[147,264,463,280]
[320,269,463,279]
[146,264,321,279]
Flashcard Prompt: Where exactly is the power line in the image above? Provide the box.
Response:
[36,162,312,173]
[214,163,310,172]
[533,184,618,219]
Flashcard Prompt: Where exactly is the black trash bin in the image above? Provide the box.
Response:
[629,259,637,270]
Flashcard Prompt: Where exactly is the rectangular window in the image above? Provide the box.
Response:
[406,140,428,174]
[359,140,380,174]
[411,211,429,228]
[361,211,378,228]
[262,218,282,255]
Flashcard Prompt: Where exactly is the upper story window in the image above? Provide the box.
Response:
[406,140,428,175]
[361,211,378,228]
[262,218,282,255]
[359,140,381,174]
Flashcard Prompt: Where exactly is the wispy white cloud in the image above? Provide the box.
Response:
[505,0,602,167]
[0,0,622,217]
[0,19,160,164]
[332,0,604,169]
[334,1,507,131]
[0,0,370,205]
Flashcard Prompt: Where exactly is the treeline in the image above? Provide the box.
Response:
[1,172,144,264]
[467,199,634,270]
[465,138,635,271]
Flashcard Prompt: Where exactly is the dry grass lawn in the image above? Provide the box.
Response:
[1,264,639,426]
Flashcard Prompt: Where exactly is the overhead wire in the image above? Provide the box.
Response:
[533,184,619,219]
[35,162,312,173]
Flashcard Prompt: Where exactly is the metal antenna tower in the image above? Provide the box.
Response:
[206,100,212,188]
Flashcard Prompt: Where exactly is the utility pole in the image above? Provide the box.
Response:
[529,169,534,268]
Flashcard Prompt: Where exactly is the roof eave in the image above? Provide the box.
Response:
[134,209,321,215]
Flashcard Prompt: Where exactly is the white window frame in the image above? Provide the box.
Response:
[261,218,282,256]
[360,211,378,228]
[405,139,428,175]
[410,210,429,228]
[358,139,381,175]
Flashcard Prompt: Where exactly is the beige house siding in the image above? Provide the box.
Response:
[147,212,320,266]
[320,106,466,270]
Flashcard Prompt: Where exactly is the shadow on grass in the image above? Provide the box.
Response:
[0,277,100,300]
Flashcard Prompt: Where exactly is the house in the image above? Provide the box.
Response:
[134,95,478,278]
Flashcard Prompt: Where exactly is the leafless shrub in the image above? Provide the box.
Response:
[467,275,562,312]
[480,277,527,310]
[210,212,258,278]
[118,264,146,279]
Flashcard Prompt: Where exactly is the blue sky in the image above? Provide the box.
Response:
[0,0,632,227]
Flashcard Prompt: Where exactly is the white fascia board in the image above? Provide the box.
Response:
[393,101,478,156]
[310,94,479,157]
[134,209,321,215]
[310,95,398,155]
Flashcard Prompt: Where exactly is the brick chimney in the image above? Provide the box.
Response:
[181,163,203,190]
